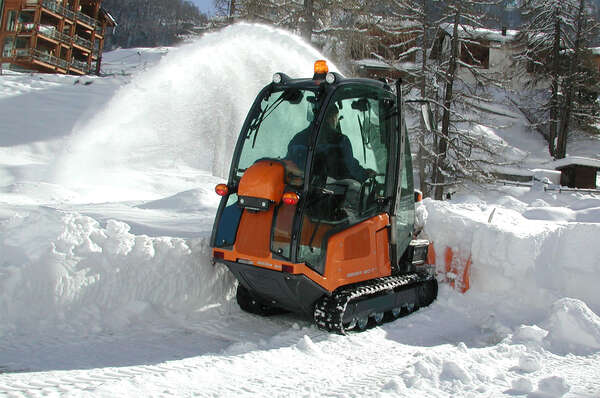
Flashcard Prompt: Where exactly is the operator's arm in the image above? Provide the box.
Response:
[339,135,371,182]
[284,128,309,181]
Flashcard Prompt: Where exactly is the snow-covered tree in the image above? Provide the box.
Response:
[362,0,436,197]
[364,0,512,200]
[103,0,207,48]
[517,0,600,158]
[214,0,366,45]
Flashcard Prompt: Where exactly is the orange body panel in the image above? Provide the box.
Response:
[214,213,392,293]
[272,203,295,253]
[238,160,285,204]
[323,214,391,288]
[234,207,275,258]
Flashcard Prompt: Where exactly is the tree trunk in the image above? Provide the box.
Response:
[548,10,561,158]
[556,0,586,159]
[417,0,429,197]
[229,0,236,20]
[301,0,314,43]
[434,6,460,201]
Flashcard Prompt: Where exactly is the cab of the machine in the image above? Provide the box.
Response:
[211,61,416,295]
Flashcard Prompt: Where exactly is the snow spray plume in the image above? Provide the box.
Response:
[54,23,338,202]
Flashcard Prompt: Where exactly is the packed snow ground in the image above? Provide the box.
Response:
[1,24,599,397]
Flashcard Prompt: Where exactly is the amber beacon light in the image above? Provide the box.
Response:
[314,60,329,75]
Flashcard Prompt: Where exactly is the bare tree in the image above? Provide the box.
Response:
[517,0,599,159]
[217,0,368,48]
[419,0,508,200]
[555,0,600,158]
[368,0,436,197]
[103,0,207,48]
[366,0,510,200]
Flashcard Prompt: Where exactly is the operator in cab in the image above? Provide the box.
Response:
[284,104,374,184]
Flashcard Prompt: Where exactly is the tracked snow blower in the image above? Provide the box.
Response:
[211,60,437,333]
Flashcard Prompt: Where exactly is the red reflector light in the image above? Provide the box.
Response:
[282,192,300,205]
[282,265,294,273]
[213,251,224,260]
[215,184,229,196]
[314,60,328,75]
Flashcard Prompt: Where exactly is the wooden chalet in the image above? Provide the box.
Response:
[435,24,518,71]
[349,18,418,80]
[552,157,600,189]
[0,0,115,75]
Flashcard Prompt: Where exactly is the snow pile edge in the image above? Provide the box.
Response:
[0,208,235,337]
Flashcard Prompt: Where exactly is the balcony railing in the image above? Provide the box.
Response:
[40,0,62,15]
[70,58,89,73]
[31,48,68,69]
[38,0,97,28]
[7,47,88,73]
[17,23,92,51]
[15,48,32,57]
[73,34,92,50]
[18,23,37,32]
[76,12,95,28]
[38,25,71,43]
[18,23,73,46]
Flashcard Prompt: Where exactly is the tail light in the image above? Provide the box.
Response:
[215,184,229,196]
[282,265,294,273]
[414,190,423,202]
[282,192,300,205]
[213,251,224,260]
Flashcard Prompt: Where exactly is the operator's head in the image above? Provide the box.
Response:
[325,104,339,130]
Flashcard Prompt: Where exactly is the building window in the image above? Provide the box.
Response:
[18,10,35,31]
[2,36,14,57]
[460,41,490,69]
[15,37,29,49]
[6,10,16,31]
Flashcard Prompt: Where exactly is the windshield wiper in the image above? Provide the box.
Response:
[247,91,290,148]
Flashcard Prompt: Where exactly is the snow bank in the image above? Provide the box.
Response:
[0,208,235,338]
[543,298,600,355]
[422,197,600,315]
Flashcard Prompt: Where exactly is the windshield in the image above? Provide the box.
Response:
[236,88,318,185]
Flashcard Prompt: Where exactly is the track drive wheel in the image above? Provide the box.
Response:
[417,279,438,307]
[355,316,369,331]
[236,283,288,316]
[372,312,384,325]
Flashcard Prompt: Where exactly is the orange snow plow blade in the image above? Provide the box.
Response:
[428,243,471,293]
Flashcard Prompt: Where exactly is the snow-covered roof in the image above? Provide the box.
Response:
[355,14,420,29]
[353,59,419,71]
[100,8,117,27]
[552,156,600,169]
[439,23,518,43]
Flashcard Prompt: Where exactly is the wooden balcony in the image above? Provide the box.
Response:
[6,47,88,75]
[26,0,100,29]
[73,34,92,51]
[1,0,113,75]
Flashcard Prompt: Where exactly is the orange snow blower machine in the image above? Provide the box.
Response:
[211,61,437,333]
